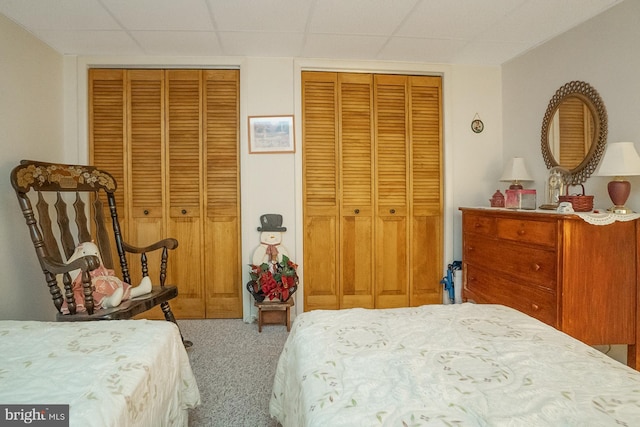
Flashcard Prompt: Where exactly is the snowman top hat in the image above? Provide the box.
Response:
[257,214,287,232]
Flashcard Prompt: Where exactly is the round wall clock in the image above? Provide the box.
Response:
[471,118,484,133]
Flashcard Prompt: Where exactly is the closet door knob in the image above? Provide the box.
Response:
[143,210,149,215]
[354,209,360,214]
[182,209,187,215]
[390,209,396,214]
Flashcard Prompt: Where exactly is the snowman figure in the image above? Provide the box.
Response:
[252,214,289,266]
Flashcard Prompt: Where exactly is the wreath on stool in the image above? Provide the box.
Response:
[247,255,298,302]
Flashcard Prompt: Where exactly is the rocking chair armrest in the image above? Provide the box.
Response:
[122,238,179,254]
[42,255,101,275]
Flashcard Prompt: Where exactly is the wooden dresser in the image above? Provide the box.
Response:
[460,207,638,368]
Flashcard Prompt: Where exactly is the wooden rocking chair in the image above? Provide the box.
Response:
[10,160,190,346]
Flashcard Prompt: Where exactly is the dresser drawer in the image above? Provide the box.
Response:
[463,213,496,236]
[464,264,557,327]
[496,218,557,248]
[464,233,557,290]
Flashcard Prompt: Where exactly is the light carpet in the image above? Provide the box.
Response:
[178,319,289,427]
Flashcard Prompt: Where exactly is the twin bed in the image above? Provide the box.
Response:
[0,319,200,426]
[270,303,640,426]
[5,301,640,425]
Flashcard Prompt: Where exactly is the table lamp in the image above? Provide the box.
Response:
[500,157,533,190]
[596,141,640,214]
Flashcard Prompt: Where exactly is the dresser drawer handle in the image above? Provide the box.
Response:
[531,303,540,311]
[531,263,541,271]
[474,222,482,228]
[517,229,526,236]
[468,245,475,252]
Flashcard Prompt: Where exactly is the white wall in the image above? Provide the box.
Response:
[502,0,639,364]
[0,15,502,320]
[65,57,502,321]
[503,0,640,211]
[0,14,64,320]
[449,65,503,258]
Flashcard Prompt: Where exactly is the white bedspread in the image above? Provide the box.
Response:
[270,303,640,426]
[0,319,200,427]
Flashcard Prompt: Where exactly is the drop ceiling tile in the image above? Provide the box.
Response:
[208,0,313,32]
[302,34,389,60]
[397,0,525,40]
[217,31,304,57]
[0,0,120,30]
[307,0,417,35]
[31,30,143,55]
[132,31,222,56]
[101,0,213,31]
[378,36,467,63]
[478,0,621,43]
[454,40,530,65]
[0,0,626,63]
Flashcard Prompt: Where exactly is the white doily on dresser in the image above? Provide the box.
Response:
[574,211,640,225]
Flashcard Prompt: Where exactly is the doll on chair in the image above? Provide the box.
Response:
[60,241,152,314]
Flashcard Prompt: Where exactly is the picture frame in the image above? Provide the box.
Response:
[248,115,295,154]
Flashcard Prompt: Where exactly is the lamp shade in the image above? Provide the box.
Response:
[500,157,533,182]
[596,142,640,177]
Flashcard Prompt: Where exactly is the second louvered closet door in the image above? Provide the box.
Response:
[302,71,443,311]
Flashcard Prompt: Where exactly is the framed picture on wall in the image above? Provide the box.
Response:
[248,115,295,154]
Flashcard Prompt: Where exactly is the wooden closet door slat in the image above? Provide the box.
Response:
[128,70,164,217]
[409,76,443,306]
[89,68,126,271]
[205,70,239,216]
[339,73,374,308]
[374,74,409,308]
[167,70,202,210]
[166,69,204,318]
[302,71,340,311]
[125,70,165,289]
[203,69,242,318]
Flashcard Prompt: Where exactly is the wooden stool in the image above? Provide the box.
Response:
[254,299,294,332]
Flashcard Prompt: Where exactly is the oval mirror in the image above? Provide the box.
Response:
[541,81,608,184]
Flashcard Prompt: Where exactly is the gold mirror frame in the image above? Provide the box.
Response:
[541,81,608,184]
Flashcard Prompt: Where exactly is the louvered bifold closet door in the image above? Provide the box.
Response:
[165,70,205,318]
[339,73,375,309]
[374,75,410,308]
[89,69,126,270]
[409,76,443,306]
[90,68,241,319]
[302,71,443,311]
[203,70,242,318]
[302,71,341,310]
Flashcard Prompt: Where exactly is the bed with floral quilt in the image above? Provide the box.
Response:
[0,319,200,427]
[270,303,640,426]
